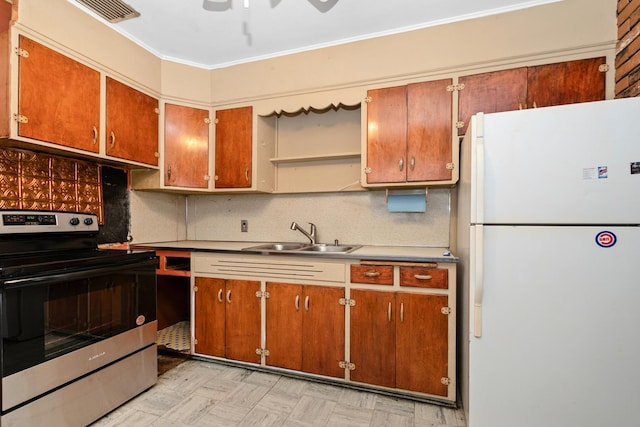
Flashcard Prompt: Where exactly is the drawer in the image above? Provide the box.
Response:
[399,267,448,289]
[156,250,190,277]
[350,265,393,285]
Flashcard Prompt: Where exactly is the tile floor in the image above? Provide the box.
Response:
[91,356,467,427]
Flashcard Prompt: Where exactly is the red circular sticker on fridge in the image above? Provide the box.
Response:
[595,231,617,248]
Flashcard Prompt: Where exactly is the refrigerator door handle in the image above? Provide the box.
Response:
[474,113,485,224]
[473,224,484,338]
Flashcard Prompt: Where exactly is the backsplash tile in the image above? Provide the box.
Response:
[0,146,103,222]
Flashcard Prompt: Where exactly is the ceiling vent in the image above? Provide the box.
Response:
[75,0,140,23]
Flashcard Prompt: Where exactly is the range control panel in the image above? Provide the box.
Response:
[0,211,98,234]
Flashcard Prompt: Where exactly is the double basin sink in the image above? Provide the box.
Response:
[242,242,360,255]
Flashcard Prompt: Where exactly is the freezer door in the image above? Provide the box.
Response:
[470,97,640,224]
[468,225,640,427]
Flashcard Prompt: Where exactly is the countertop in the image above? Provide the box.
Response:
[132,240,458,263]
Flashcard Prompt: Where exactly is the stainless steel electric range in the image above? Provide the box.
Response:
[0,210,158,426]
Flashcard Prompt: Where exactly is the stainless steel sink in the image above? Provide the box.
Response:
[242,243,308,252]
[297,244,360,253]
[242,243,360,254]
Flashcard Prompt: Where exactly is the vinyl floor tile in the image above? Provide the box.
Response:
[91,358,467,427]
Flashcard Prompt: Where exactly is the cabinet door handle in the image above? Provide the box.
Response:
[245,167,249,182]
[414,274,432,280]
[167,166,172,181]
[295,295,300,311]
[304,295,310,312]
[217,288,223,303]
[398,158,404,171]
[92,126,98,144]
[364,271,380,278]
[400,302,404,323]
[409,156,415,171]
[387,302,392,322]
[226,289,232,304]
[110,131,116,148]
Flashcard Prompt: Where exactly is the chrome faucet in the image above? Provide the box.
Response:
[290,222,316,245]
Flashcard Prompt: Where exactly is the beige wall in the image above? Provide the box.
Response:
[209,0,618,105]
[14,0,617,103]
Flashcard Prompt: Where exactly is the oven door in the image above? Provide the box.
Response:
[0,256,157,413]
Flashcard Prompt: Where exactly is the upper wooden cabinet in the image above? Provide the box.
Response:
[458,57,606,135]
[15,35,100,153]
[106,77,159,166]
[364,79,454,186]
[164,103,210,188]
[527,58,606,108]
[214,106,252,189]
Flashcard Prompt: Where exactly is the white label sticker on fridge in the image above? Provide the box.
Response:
[582,167,596,180]
[583,167,608,180]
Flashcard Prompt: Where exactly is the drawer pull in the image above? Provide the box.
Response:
[400,302,405,323]
[295,295,300,311]
[387,302,392,322]
[364,271,381,278]
[217,289,223,303]
[414,274,432,280]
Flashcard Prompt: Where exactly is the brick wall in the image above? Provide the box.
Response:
[616,0,640,97]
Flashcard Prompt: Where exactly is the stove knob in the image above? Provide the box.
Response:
[84,218,94,226]
[69,217,80,226]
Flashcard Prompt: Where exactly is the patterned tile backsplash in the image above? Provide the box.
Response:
[0,146,103,223]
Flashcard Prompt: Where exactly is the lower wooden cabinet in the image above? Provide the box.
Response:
[193,277,261,363]
[191,254,456,403]
[350,290,450,396]
[265,282,345,378]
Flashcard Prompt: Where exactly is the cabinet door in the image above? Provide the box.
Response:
[164,103,210,188]
[458,68,528,135]
[349,289,396,388]
[407,79,453,182]
[194,277,225,357]
[214,106,252,188]
[396,293,449,396]
[17,36,100,152]
[224,279,261,363]
[106,77,159,166]
[302,285,345,378]
[265,282,303,370]
[365,85,407,184]
[527,57,606,108]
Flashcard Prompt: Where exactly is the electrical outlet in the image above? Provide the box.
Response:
[241,219,248,232]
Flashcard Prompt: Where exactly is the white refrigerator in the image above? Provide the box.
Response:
[456,97,640,427]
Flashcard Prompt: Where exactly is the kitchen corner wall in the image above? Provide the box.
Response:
[129,190,187,244]
[130,186,452,248]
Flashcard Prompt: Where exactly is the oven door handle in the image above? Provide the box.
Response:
[2,258,158,288]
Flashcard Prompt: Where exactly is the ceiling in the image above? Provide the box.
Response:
[68,0,557,70]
